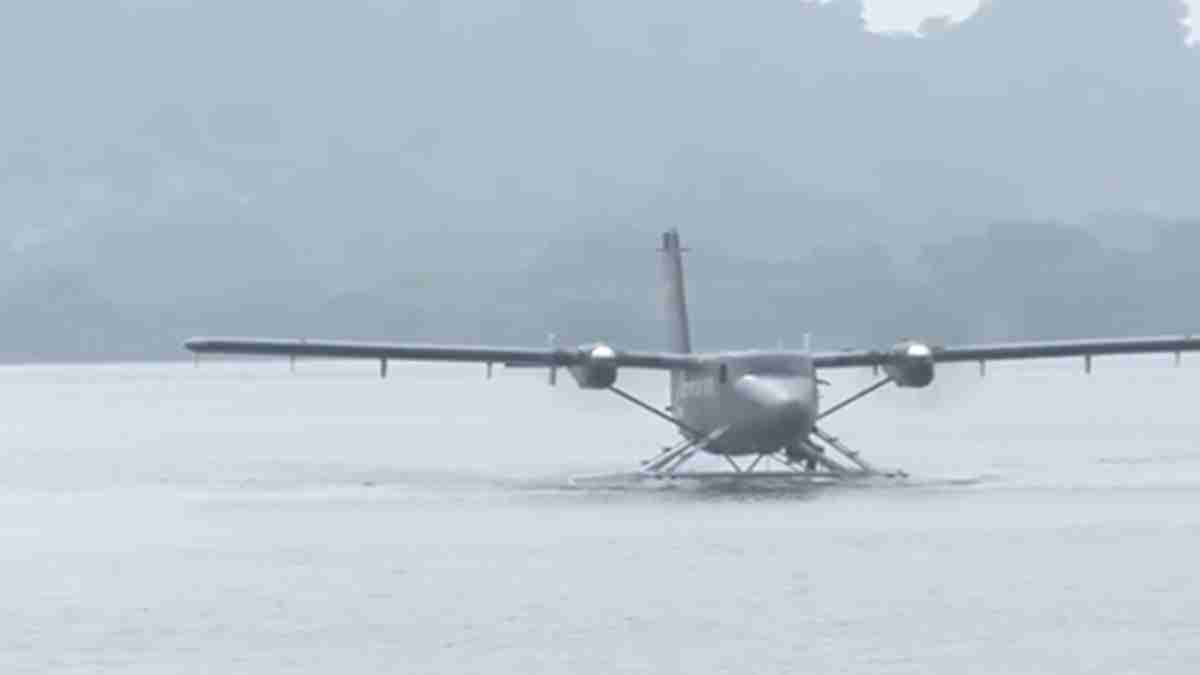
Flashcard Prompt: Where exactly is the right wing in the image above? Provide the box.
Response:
[811,335,1200,370]
[184,337,703,371]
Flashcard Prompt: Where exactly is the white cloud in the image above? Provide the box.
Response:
[863,0,981,33]
[864,0,1198,40]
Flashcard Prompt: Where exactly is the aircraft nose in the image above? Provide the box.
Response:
[733,374,818,434]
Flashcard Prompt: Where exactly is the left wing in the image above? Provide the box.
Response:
[812,335,1200,370]
[184,337,702,371]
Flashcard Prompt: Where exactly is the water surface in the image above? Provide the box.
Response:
[2,359,1199,673]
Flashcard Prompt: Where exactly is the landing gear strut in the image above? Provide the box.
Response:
[803,376,908,479]
[571,380,907,486]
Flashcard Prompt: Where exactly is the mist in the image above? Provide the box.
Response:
[1,0,1197,361]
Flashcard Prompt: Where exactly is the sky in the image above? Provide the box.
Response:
[865,0,1198,37]
[2,0,1199,358]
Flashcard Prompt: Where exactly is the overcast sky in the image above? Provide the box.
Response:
[1,0,1198,358]
[865,0,1198,36]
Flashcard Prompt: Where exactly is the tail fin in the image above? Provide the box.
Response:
[659,229,693,407]
[659,229,692,354]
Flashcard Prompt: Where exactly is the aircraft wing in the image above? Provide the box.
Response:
[811,335,1200,369]
[184,337,702,371]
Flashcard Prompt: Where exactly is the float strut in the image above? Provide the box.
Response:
[817,377,894,421]
[609,386,703,436]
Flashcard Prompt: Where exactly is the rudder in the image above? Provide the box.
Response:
[659,229,693,408]
[658,229,692,354]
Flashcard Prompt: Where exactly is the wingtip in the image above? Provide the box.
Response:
[183,337,209,352]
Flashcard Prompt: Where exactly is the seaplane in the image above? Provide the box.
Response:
[186,230,1200,484]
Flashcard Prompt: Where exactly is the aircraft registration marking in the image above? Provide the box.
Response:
[679,376,717,399]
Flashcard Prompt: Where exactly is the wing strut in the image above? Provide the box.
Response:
[608,385,702,436]
[817,377,894,421]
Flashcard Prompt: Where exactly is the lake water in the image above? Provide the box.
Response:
[2,358,1199,673]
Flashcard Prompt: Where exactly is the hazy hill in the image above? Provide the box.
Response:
[1,1,1198,361]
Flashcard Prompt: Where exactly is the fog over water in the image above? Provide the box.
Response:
[2,0,1199,361]
[3,360,1199,673]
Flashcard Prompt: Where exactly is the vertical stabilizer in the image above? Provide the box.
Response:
[659,229,692,354]
[659,230,692,407]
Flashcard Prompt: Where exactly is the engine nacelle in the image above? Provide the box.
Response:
[568,344,619,389]
[884,341,936,388]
